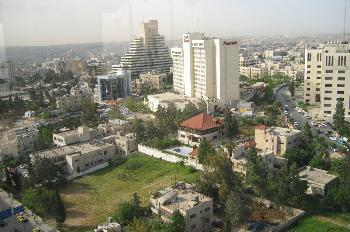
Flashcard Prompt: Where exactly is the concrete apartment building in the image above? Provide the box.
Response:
[171,47,184,95]
[56,87,92,112]
[172,33,240,108]
[240,66,269,78]
[304,42,350,121]
[32,142,115,175]
[53,126,102,147]
[178,113,224,146]
[299,166,338,197]
[116,20,172,79]
[53,124,137,156]
[0,129,38,161]
[150,182,213,232]
[132,71,166,95]
[255,125,301,156]
[95,70,132,101]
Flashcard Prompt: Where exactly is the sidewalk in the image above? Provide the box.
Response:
[0,188,57,232]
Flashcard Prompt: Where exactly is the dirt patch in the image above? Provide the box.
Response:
[249,202,287,224]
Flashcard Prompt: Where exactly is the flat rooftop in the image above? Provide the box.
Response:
[257,126,301,137]
[148,92,199,103]
[151,183,212,213]
[299,166,338,185]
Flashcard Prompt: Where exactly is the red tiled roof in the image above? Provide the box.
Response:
[180,113,223,130]
[244,140,256,149]
[255,125,269,130]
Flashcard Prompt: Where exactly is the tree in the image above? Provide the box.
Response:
[22,187,65,223]
[264,85,274,104]
[267,164,308,208]
[80,99,98,127]
[113,202,135,226]
[288,80,295,97]
[284,148,313,168]
[168,211,185,232]
[125,218,149,232]
[131,118,145,142]
[30,156,58,184]
[301,122,313,148]
[198,139,216,164]
[333,98,345,133]
[224,109,239,139]
[246,148,270,197]
[224,192,249,230]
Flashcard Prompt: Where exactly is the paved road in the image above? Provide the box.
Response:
[275,86,341,147]
[0,189,56,232]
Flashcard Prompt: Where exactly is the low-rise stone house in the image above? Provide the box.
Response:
[178,113,224,146]
[299,166,338,197]
[150,182,213,232]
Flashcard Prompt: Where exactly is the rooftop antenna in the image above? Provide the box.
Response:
[343,0,347,41]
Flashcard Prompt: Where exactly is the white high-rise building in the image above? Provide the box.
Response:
[117,20,172,79]
[304,42,350,121]
[172,33,240,107]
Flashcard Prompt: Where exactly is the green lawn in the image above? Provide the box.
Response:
[288,213,350,232]
[59,152,199,231]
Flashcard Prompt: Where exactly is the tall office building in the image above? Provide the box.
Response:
[117,20,172,79]
[95,70,132,101]
[0,61,14,92]
[172,33,240,107]
[304,42,350,121]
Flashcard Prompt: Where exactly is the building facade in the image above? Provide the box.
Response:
[150,182,213,232]
[255,125,301,156]
[95,70,132,101]
[132,71,166,95]
[178,113,224,146]
[304,42,350,121]
[172,33,240,108]
[56,87,92,112]
[117,20,172,79]
[171,47,184,94]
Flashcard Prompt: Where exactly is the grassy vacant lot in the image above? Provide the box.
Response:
[288,213,350,232]
[59,152,199,231]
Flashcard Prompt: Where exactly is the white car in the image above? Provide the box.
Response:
[305,115,312,119]
[329,136,337,141]
[283,110,289,115]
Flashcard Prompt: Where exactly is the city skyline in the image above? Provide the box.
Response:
[0,0,349,47]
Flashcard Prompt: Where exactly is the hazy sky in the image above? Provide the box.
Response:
[0,0,349,46]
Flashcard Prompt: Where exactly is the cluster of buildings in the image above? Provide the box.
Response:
[32,123,137,175]
[56,87,92,112]
[304,42,350,121]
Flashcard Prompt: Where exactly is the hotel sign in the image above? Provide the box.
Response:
[183,34,190,42]
[223,41,237,45]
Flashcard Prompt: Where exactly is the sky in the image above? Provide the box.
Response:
[0,0,349,47]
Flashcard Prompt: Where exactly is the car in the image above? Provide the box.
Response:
[283,110,289,115]
[305,115,312,119]
[294,122,299,126]
[329,136,337,141]
[16,215,28,223]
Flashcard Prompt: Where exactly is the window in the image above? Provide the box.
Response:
[337,84,345,87]
[307,65,311,68]
[339,70,345,73]
[337,91,344,94]
[325,70,333,73]
[325,77,332,80]
[324,104,331,107]
[338,77,345,80]
[316,88,320,91]
[190,214,196,219]
[317,76,321,79]
[306,88,310,90]
[324,97,332,100]
[307,71,310,73]
[325,90,332,93]
[317,65,321,68]
[306,94,310,96]
[324,111,332,114]
[307,77,310,79]
[325,84,332,87]
[317,71,321,74]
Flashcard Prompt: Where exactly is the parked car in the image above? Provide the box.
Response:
[283,110,289,115]
[16,215,28,223]
[329,136,337,141]
[305,115,312,119]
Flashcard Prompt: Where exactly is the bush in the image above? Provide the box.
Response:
[145,138,181,150]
